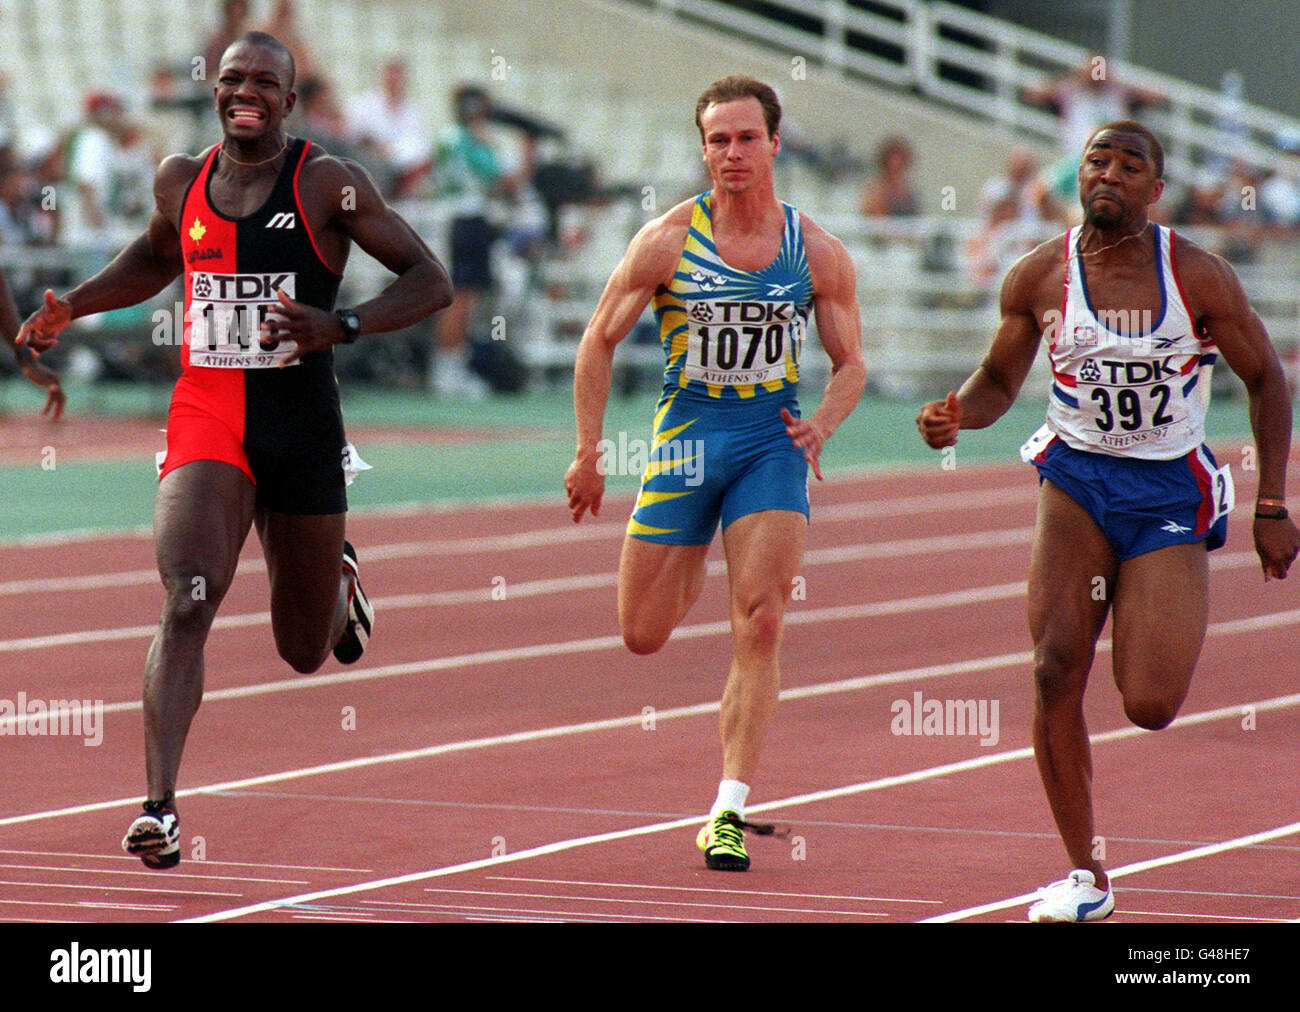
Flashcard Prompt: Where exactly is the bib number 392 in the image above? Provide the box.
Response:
[1089,383,1176,432]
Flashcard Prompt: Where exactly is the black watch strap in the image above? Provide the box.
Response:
[335,309,362,344]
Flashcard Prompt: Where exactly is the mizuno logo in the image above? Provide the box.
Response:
[265,212,296,229]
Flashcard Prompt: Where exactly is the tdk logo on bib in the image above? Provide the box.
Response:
[192,272,295,301]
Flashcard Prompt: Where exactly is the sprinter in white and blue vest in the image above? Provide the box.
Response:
[918,121,1300,922]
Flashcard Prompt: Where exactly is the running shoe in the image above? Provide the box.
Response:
[122,795,180,870]
[1028,869,1115,922]
[333,540,373,664]
[699,808,785,871]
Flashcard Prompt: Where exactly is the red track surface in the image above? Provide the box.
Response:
[1,459,1298,926]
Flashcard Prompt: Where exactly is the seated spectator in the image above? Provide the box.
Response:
[967,146,1064,288]
[347,60,431,197]
[859,136,920,218]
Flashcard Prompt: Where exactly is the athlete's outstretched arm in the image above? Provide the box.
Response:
[791,222,866,479]
[565,212,685,522]
[917,249,1046,448]
[16,156,192,352]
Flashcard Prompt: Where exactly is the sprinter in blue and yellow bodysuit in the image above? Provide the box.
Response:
[566,75,866,872]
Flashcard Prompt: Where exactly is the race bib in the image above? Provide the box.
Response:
[187,271,300,369]
[1208,460,1235,524]
[682,300,801,387]
[1075,357,1186,452]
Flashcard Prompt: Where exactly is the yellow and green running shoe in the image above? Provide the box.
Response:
[696,810,752,871]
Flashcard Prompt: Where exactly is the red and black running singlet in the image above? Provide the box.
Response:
[169,137,347,499]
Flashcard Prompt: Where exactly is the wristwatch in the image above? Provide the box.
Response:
[335,308,362,345]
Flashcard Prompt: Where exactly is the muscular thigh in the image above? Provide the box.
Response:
[1027,480,1116,674]
[154,460,255,596]
[618,536,709,634]
[255,508,347,631]
[1110,541,1209,700]
[721,509,806,613]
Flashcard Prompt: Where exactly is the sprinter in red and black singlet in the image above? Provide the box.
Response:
[167,135,347,513]
[17,31,452,869]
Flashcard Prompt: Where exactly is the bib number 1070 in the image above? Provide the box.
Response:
[697,324,785,370]
[1090,383,1175,432]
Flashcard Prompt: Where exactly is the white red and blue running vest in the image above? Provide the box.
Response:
[1032,223,1217,461]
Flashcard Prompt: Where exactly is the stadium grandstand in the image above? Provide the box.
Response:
[1,0,1299,400]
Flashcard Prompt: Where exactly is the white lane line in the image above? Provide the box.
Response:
[0,897,175,913]
[473,878,943,904]
[0,525,1034,652]
[4,568,1292,740]
[0,862,308,885]
[0,644,1033,828]
[0,531,1265,661]
[0,878,242,898]
[921,819,1300,922]
[4,592,1299,830]
[0,577,1032,732]
[179,691,1300,923]
[0,483,1044,599]
[0,509,1034,603]
[1116,910,1294,922]
[0,464,1029,553]
[410,887,890,919]
[0,848,370,873]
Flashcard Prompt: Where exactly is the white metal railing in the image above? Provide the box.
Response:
[636,0,1300,183]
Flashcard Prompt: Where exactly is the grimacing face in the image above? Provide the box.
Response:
[1078,129,1164,230]
[216,41,296,143]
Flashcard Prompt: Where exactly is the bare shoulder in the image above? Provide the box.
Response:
[639,197,695,250]
[798,212,848,264]
[1169,229,1247,312]
[1000,233,1067,307]
[156,151,205,188]
[798,212,855,295]
[154,151,206,219]
[620,197,694,285]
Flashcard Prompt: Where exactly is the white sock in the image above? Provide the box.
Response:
[711,779,750,819]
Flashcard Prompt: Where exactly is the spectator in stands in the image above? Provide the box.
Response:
[294,78,361,159]
[1025,59,1165,207]
[1259,133,1300,237]
[0,164,51,247]
[1171,169,1228,228]
[427,84,535,398]
[1215,159,1268,263]
[966,145,1063,287]
[858,135,920,218]
[58,93,127,257]
[348,60,431,198]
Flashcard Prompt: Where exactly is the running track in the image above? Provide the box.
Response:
[1,457,1297,928]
